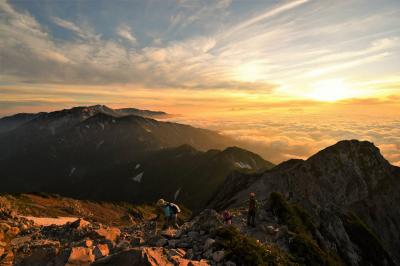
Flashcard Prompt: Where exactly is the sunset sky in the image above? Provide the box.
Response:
[1,0,399,165]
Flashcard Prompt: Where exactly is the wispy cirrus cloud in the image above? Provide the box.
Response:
[116,24,137,44]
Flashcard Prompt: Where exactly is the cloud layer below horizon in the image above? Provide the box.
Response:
[0,0,399,165]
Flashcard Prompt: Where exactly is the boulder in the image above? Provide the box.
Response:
[184,249,194,260]
[167,248,186,258]
[168,239,177,248]
[14,239,61,266]
[212,250,225,263]
[0,250,14,265]
[92,247,173,266]
[116,240,130,251]
[0,223,11,233]
[67,247,95,265]
[78,239,93,248]
[203,238,215,251]
[70,218,90,230]
[95,226,121,242]
[188,231,200,239]
[131,236,145,246]
[203,249,213,259]
[94,244,110,259]
[171,257,210,266]
[156,238,167,247]
[189,210,223,233]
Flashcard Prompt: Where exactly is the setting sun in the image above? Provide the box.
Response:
[309,79,352,102]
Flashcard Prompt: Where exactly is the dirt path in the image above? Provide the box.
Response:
[22,216,81,226]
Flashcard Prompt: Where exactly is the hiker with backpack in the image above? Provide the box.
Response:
[156,199,181,229]
[222,210,233,225]
[247,192,259,227]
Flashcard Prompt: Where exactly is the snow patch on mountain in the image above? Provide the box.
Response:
[174,187,182,200]
[96,140,105,150]
[69,167,76,176]
[235,161,252,169]
[132,172,143,183]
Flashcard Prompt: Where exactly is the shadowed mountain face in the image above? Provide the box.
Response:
[209,140,400,265]
[0,105,273,210]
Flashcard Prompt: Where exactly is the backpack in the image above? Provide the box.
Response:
[223,210,232,220]
[168,203,181,214]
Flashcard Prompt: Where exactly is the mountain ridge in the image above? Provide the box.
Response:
[208,139,400,265]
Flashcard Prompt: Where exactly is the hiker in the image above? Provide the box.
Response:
[156,199,181,229]
[247,192,258,227]
[222,210,233,225]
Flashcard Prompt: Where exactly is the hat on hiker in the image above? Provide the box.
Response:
[157,199,167,206]
[249,192,255,198]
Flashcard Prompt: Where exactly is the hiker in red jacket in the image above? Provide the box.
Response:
[222,210,233,225]
[247,192,258,227]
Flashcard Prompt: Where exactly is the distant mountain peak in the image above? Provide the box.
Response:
[0,105,170,133]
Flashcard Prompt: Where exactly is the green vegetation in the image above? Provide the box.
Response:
[269,192,341,266]
[214,226,292,266]
[342,212,395,266]
[269,192,316,236]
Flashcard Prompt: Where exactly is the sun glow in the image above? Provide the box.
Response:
[235,63,261,82]
[309,79,352,102]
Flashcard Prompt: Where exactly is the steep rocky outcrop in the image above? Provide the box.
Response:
[209,140,400,265]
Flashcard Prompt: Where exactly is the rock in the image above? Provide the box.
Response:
[225,261,236,266]
[212,250,225,263]
[190,210,223,233]
[203,238,215,251]
[116,240,130,250]
[70,218,90,230]
[156,238,168,247]
[172,257,211,266]
[188,260,210,266]
[175,229,184,238]
[94,244,109,259]
[15,239,61,266]
[188,231,200,239]
[203,249,213,259]
[0,250,14,265]
[0,247,4,257]
[67,247,95,265]
[8,226,20,236]
[19,223,29,231]
[131,236,144,246]
[79,239,93,248]
[92,247,173,266]
[176,241,192,249]
[168,239,177,248]
[95,226,121,242]
[184,249,194,260]
[168,248,186,258]
[0,223,11,233]
[161,228,178,239]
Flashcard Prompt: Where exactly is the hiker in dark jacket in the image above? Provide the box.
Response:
[247,192,258,227]
[156,199,180,229]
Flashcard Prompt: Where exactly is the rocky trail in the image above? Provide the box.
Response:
[0,195,294,266]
